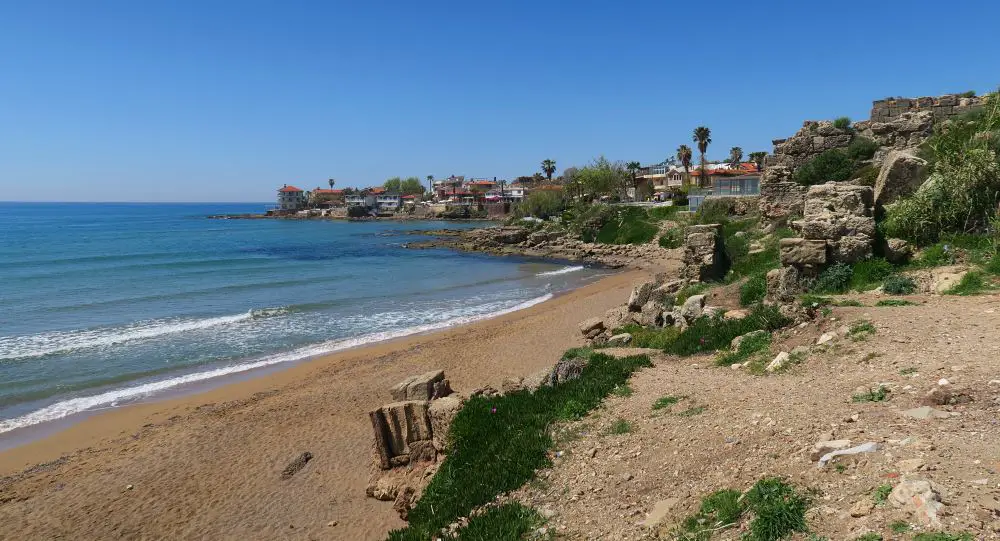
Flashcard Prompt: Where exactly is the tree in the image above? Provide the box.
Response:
[383,177,402,193]
[328,178,335,189]
[728,147,743,169]
[676,145,693,186]
[692,127,712,187]
[399,177,425,196]
[748,151,767,171]
[541,159,557,181]
[575,156,630,201]
[626,161,642,201]
[426,175,434,194]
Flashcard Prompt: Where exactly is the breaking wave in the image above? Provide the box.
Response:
[536,265,585,277]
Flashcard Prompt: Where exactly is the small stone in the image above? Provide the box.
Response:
[327,521,338,527]
[766,351,790,372]
[125,484,134,491]
[620,473,633,483]
[901,406,950,420]
[897,458,925,472]
[641,498,679,528]
[850,499,874,517]
[816,332,836,345]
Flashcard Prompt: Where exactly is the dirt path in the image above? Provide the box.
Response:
[517,293,1000,539]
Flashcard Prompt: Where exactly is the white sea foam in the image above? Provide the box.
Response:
[0,308,287,361]
[536,265,585,277]
[0,293,553,434]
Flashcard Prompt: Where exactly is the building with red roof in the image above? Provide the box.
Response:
[277,184,307,211]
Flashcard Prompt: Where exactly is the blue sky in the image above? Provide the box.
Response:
[1,1,998,202]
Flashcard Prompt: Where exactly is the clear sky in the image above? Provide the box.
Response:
[1,0,998,202]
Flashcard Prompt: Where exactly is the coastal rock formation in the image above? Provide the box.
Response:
[578,317,605,339]
[874,150,928,207]
[793,183,875,264]
[681,224,727,281]
[627,281,656,311]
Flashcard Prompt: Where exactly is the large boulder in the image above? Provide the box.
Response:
[875,150,928,206]
[885,238,913,264]
[779,238,827,267]
[889,478,944,528]
[627,281,656,311]
[390,370,452,401]
[679,294,706,322]
[636,300,664,327]
[603,305,633,332]
[766,265,801,303]
[578,317,605,339]
[548,356,588,386]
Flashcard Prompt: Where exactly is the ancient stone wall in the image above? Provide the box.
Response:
[770,120,854,169]
[869,94,983,123]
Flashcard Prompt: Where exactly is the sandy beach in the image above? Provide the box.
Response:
[0,269,647,541]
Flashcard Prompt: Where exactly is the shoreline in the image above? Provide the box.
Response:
[0,270,648,541]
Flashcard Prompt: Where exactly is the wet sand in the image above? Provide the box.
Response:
[0,270,647,541]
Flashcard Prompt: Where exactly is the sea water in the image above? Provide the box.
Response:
[0,203,604,436]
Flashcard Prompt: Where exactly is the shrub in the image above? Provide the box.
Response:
[852,164,879,187]
[812,263,854,293]
[944,270,993,295]
[852,385,889,403]
[742,478,810,541]
[715,330,771,366]
[513,191,566,220]
[595,206,658,245]
[960,90,976,98]
[346,205,369,218]
[846,136,878,162]
[850,258,894,290]
[794,149,855,185]
[664,304,790,356]
[387,352,652,540]
[873,483,893,506]
[882,275,916,294]
[658,227,684,249]
[833,116,851,130]
[739,273,767,306]
[848,320,877,341]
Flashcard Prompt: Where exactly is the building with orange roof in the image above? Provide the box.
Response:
[277,184,307,211]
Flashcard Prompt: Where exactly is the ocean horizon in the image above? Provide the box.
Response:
[0,202,604,437]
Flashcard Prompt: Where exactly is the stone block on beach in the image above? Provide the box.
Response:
[428,395,464,452]
[370,400,433,469]
[390,369,451,401]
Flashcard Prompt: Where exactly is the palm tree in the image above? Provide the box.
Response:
[728,147,743,169]
[692,127,712,188]
[676,145,693,187]
[541,159,556,181]
[328,178,335,189]
[748,152,767,171]
[626,161,641,201]
[426,175,434,196]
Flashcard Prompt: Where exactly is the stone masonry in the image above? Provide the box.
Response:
[758,165,807,226]
[792,183,875,264]
[681,224,727,281]
[869,94,983,123]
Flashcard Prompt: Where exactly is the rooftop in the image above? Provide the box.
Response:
[278,185,303,193]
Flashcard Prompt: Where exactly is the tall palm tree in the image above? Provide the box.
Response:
[541,159,556,181]
[676,145,693,187]
[626,161,641,201]
[728,147,743,169]
[328,178,335,189]
[426,175,434,196]
[692,127,712,188]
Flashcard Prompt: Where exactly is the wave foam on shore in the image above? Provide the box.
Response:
[0,293,553,434]
[536,265,585,277]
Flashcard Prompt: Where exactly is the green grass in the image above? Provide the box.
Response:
[852,385,890,403]
[610,383,633,397]
[673,478,810,541]
[944,270,994,295]
[675,282,710,305]
[912,534,974,541]
[678,405,707,417]
[453,503,541,540]
[889,520,911,534]
[872,483,893,506]
[847,320,876,341]
[876,299,916,307]
[595,206,659,245]
[812,263,854,293]
[616,324,680,350]
[855,534,882,541]
[899,367,918,375]
[608,418,633,435]
[664,304,790,356]
[726,227,796,282]
[652,395,683,410]
[835,298,864,307]
[850,259,895,291]
[659,228,684,249]
[715,330,771,367]
[739,273,767,306]
[386,352,652,541]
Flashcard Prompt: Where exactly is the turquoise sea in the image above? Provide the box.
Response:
[0,203,604,437]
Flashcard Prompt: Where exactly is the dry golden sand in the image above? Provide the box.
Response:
[0,270,647,541]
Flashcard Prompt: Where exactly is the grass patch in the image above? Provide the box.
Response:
[675,282,710,305]
[386,352,652,540]
[812,263,854,293]
[847,320,876,341]
[944,270,994,295]
[595,206,659,245]
[835,298,864,307]
[876,299,916,307]
[616,324,680,350]
[610,383,633,397]
[652,395,683,410]
[855,534,882,541]
[673,478,809,541]
[608,418,633,435]
[852,385,890,403]
[739,273,767,306]
[715,330,771,367]
[899,367,918,375]
[678,405,707,417]
[882,274,916,294]
[850,258,895,291]
[890,520,911,533]
[453,503,541,540]
[872,483,893,506]
[664,304,790,356]
[727,227,796,282]
[659,227,684,249]
[913,534,974,541]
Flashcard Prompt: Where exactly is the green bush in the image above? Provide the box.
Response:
[387,352,652,540]
[513,191,566,220]
[882,275,916,294]
[673,479,809,541]
[658,227,684,249]
[846,137,878,162]
[812,263,854,293]
[595,206,658,245]
[850,258,894,290]
[647,205,682,221]
[833,116,851,130]
[852,164,879,187]
[793,137,877,186]
[715,329,771,366]
[664,304,790,356]
[347,205,370,218]
[739,273,767,306]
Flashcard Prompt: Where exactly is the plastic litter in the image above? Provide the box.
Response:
[817,441,878,467]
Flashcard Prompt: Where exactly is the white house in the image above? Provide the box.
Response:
[346,194,376,207]
[277,185,307,211]
[375,193,402,212]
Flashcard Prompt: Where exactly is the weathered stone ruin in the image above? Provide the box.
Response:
[867,94,983,124]
[758,165,807,227]
[769,120,855,170]
[681,224,727,282]
[873,149,928,207]
[794,183,875,264]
